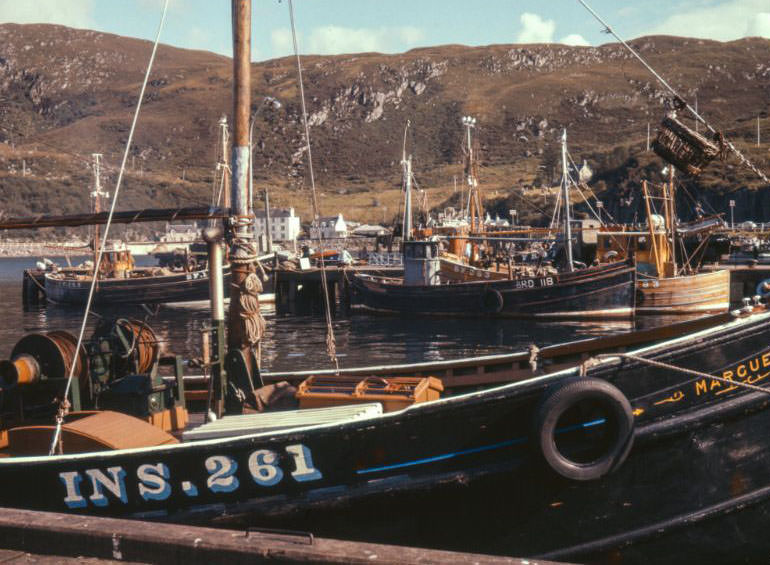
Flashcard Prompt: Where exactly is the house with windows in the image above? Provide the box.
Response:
[254,207,301,242]
[309,213,348,239]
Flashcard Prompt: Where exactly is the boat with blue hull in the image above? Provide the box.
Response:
[0,305,769,564]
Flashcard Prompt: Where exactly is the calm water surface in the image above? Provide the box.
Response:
[0,256,676,371]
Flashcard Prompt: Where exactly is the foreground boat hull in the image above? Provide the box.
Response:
[352,260,636,319]
[0,308,769,563]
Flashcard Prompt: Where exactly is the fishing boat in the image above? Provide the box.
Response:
[1,297,770,565]
[43,241,232,306]
[353,130,636,319]
[596,175,730,314]
[353,242,635,318]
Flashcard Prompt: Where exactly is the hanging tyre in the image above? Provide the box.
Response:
[480,287,504,314]
[533,377,634,481]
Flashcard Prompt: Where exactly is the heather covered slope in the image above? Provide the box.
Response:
[0,23,768,231]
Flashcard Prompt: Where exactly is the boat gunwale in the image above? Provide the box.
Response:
[1,308,767,466]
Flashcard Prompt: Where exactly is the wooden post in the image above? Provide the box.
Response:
[224,0,260,413]
[642,180,663,278]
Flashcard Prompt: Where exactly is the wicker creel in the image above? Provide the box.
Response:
[652,116,723,176]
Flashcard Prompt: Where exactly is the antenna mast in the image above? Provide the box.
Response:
[560,130,574,272]
[90,153,108,270]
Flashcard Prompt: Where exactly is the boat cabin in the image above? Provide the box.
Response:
[403,240,441,286]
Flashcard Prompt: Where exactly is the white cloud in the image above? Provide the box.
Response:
[271,28,296,56]
[560,33,590,46]
[516,12,555,43]
[270,25,425,57]
[646,0,770,40]
[0,0,94,28]
[746,12,770,37]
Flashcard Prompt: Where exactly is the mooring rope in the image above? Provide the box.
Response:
[287,0,339,373]
[580,351,770,396]
[577,0,769,184]
[48,0,170,456]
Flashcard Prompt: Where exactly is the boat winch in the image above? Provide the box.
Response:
[0,319,186,431]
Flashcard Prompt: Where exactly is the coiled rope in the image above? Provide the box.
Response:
[48,0,170,456]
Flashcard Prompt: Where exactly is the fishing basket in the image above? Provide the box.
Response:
[652,116,724,176]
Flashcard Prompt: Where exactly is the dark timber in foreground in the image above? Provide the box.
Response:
[0,207,227,230]
[0,507,559,565]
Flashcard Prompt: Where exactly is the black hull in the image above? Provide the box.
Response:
[44,267,231,306]
[1,308,770,563]
[352,260,636,318]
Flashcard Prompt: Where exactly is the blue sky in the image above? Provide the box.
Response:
[0,0,768,60]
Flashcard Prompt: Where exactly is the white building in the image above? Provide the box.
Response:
[254,207,301,242]
[352,224,390,237]
[310,214,348,239]
[161,223,198,243]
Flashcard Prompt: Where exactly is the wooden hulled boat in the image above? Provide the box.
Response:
[352,240,635,318]
[0,304,769,565]
[44,243,231,306]
[636,269,729,314]
[596,179,730,315]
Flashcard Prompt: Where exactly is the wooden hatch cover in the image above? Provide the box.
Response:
[6,411,179,456]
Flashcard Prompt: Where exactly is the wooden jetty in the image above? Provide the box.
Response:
[0,507,563,565]
[274,265,401,315]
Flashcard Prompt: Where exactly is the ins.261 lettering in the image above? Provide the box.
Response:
[59,443,321,509]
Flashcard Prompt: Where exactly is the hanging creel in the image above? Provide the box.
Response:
[652,116,723,176]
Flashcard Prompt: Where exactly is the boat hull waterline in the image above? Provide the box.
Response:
[352,260,636,319]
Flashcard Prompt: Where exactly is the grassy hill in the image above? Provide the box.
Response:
[0,24,768,237]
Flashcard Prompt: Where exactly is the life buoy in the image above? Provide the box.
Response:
[533,377,634,481]
[480,287,504,314]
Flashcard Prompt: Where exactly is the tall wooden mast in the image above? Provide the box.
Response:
[224,0,262,413]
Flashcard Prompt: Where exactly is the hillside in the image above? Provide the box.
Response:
[0,23,768,236]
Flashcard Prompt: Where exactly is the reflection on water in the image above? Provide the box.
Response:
[0,257,705,372]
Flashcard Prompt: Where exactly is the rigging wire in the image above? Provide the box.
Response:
[287,0,339,373]
[577,0,769,184]
[48,0,170,456]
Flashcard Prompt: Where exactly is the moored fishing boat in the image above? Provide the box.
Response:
[43,242,232,306]
[0,301,770,565]
[352,239,636,318]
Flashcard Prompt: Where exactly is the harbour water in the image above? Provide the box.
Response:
[0,256,675,372]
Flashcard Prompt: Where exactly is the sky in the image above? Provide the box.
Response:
[0,0,768,60]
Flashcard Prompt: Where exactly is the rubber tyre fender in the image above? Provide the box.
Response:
[480,287,504,314]
[534,377,634,481]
